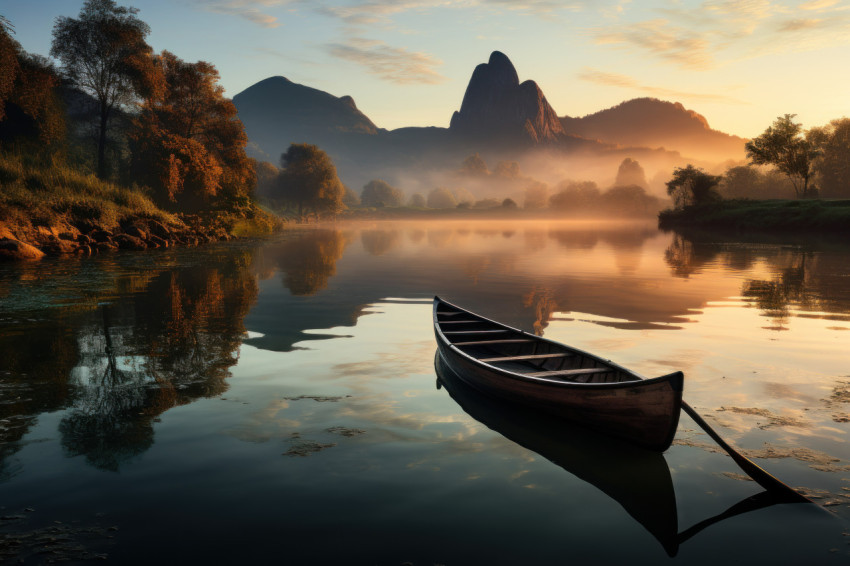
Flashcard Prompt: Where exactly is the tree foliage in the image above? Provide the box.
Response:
[273,143,344,219]
[614,158,648,188]
[549,181,600,211]
[0,27,66,150]
[129,51,254,211]
[408,193,426,208]
[666,165,722,209]
[810,118,850,198]
[361,179,403,207]
[427,187,456,209]
[745,114,819,198]
[459,153,488,176]
[523,181,548,209]
[51,0,152,178]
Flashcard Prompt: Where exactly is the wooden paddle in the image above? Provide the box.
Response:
[681,401,811,503]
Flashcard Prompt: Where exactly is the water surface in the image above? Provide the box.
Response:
[0,220,848,564]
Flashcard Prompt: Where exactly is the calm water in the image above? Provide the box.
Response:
[0,219,848,564]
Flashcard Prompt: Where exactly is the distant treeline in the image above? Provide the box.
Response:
[255,147,664,220]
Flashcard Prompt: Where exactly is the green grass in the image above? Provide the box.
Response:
[658,199,850,233]
[0,153,179,234]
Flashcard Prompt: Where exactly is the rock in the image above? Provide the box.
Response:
[147,220,171,239]
[449,51,565,145]
[58,230,79,241]
[124,225,147,240]
[40,239,78,256]
[148,234,169,248]
[96,241,117,252]
[76,234,93,245]
[113,234,147,250]
[90,230,113,243]
[0,238,46,261]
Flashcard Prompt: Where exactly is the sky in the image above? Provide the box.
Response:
[4,0,850,138]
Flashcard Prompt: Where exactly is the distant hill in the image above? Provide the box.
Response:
[560,98,746,161]
[232,76,382,161]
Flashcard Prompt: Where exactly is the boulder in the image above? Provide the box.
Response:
[147,220,171,239]
[113,234,147,250]
[91,229,114,243]
[0,238,45,261]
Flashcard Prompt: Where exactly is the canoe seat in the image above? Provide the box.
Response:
[453,338,534,346]
[526,368,611,379]
[480,353,574,362]
[442,329,510,335]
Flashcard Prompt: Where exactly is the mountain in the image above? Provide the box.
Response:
[232,76,382,161]
[449,51,566,145]
[560,98,746,161]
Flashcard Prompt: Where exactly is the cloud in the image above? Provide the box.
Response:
[197,0,291,28]
[595,19,714,70]
[578,68,748,105]
[778,17,825,31]
[798,0,840,10]
[326,37,447,84]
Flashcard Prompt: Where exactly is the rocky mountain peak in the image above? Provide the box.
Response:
[450,51,565,145]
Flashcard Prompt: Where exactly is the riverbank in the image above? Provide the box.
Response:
[657,199,850,233]
[0,154,282,261]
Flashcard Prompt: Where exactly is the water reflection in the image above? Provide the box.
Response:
[0,249,258,472]
[435,351,813,558]
[664,232,850,327]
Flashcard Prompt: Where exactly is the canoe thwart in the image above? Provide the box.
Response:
[527,368,612,378]
[453,338,535,346]
[480,353,574,362]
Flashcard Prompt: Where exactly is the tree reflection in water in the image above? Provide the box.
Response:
[0,250,258,472]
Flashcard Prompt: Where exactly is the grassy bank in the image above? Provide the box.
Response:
[658,199,850,233]
[0,153,281,260]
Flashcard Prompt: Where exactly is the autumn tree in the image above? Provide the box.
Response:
[361,179,403,207]
[129,51,255,211]
[0,25,65,150]
[342,184,360,207]
[745,114,820,198]
[274,143,344,220]
[666,165,721,209]
[51,0,152,178]
[408,193,426,208]
[494,160,520,179]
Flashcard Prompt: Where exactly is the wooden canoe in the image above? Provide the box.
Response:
[433,296,683,451]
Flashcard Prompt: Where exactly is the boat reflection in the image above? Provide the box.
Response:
[434,352,806,557]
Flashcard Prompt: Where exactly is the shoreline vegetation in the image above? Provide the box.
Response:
[0,153,281,261]
[658,198,850,234]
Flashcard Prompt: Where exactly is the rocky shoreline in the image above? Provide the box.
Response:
[0,214,245,262]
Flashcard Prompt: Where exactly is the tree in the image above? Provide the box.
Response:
[524,181,548,209]
[810,118,850,197]
[459,153,488,176]
[665,165,722,209]
[427,187,457,209]
[494,160,520,179]
[745,114,820,198]
[408,193,426,208]
[501,197,518,209]
[129,51,255,211]
[549,180,600,212]
[0,29,66,150]
[274,143,344,220]
[600,184,659,215]
[51,0,152,179]
[361,179,403,207]
[454,187,475,207]
[614,158,648,188]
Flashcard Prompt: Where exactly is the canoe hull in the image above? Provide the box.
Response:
[434,297,683,451]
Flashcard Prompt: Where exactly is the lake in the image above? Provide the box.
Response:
[0,219,848,564]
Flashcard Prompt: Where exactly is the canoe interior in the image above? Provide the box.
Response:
[436,302,640,385]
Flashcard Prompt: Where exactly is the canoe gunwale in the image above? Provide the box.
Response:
[434,296,682,392]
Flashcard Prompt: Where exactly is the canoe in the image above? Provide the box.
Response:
[433,296,684,451]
